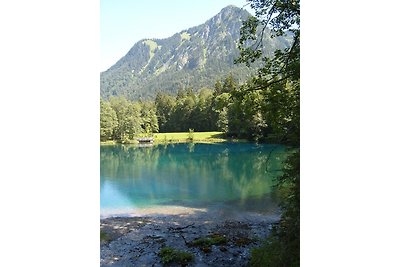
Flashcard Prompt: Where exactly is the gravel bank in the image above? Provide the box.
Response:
[100,207,279,266]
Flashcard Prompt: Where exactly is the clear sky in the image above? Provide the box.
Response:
[100,0,251,71]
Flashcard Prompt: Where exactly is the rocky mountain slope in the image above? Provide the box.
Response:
[100,5,292,100]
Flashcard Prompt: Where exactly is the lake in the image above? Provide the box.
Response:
[100,142,287,217]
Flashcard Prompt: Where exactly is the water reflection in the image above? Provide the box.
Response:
[100,143,287,215]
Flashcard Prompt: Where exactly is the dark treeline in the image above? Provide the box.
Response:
[100,74,286,143]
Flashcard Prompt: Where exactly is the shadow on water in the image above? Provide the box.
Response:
[100,142,288,218]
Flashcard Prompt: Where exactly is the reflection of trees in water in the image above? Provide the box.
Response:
[214,145,286,201]
[100,144,161,179]
[100,143,288,206]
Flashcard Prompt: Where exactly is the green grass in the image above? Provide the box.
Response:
[143,39,158,51]
[189,234,228,252]
[100,230,112,243]
[159,246,194,265]
[153,131,227,143]
[142,39,158,64]
[100,140,117,145]
[100,131,247,144]
[180,32,191,40]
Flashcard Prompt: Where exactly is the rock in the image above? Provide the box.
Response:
[100,212,279,267]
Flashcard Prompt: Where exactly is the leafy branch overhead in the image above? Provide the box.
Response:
[235,0,300,147]
[235,1,300,266]
[237,0,300,84]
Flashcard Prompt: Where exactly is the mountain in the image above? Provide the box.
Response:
[100,5,292,100]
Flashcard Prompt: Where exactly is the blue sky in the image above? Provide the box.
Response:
[100,0,251,71]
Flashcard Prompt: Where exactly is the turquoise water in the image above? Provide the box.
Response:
[100,143,286,216]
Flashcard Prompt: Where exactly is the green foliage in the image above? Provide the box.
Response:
[153,132,225,143]
[235,0,300,265]
[216,107,229,133]
[159,246,194,265]
[212,90,231,133]
[109,96,143,141]
[250,151,300,267]
[100,99,118,141]
[101,72,281,143]
[155,92,176,132]
[100,96,161,143]
[100,230,112,243]
[155,88,219,133]
[250,235,283,267]
[227,88,269,141]
[140,101,159,135]
[188,128,194,141]
[189,234,228,252]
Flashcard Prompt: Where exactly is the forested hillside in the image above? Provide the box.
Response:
[100,5,292,100]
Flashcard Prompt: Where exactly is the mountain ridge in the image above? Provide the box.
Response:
[100,5,292,100]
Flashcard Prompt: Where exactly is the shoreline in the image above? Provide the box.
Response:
[100,131,248,145]
[101,204,280,220]
[100,205,209,219]
[101,208,279,266]
[100,138,247,145]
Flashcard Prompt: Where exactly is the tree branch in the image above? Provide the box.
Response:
[244,74,292,93]
[283,33,299,72]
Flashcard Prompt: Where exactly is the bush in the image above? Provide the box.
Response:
[249,151,300,267]
[100,230,112,243]
[188,128,194,141]
[159,246,194,265]
[189,234,228,252]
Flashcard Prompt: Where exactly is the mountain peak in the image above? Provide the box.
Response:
[221,5,241,11]
[100,5,290,100]
[216,5,249,18]
[204,5,250,29]
[221,4,239,10]
[220,5,247,14]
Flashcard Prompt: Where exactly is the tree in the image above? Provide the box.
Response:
[236,0,300,145]
[192,88,217,131]
[155,93,176,132]
[100,99,118,141]
[213,92,231,133]
[109,96,143,142]
[140,101,159,135]
[214,80,223,95]
[221,74,237,93]
[236,0,300,265]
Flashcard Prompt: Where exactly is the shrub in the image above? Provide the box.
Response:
[100,230,112,243]
[189,234,228,252]
[188,128,194,141]
[159,246,194,265]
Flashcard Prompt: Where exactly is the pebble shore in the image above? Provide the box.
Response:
[101,206,279,266]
